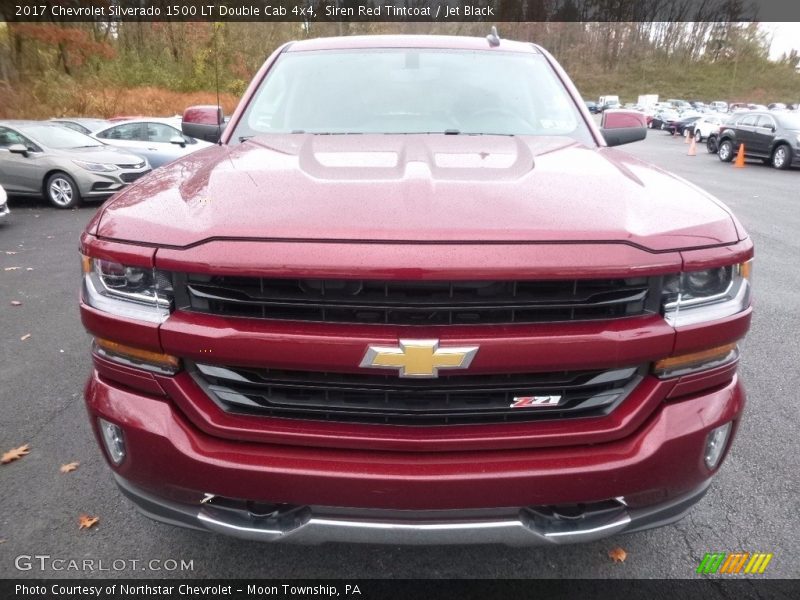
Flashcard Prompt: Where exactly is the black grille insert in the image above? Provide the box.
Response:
[120,170,150,183]
[191,362,643,426]
[181,276,654,325]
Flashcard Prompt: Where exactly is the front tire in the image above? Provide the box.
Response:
[772,144,792,170]
[694,129,702,142]
[45,172,81,209]
[718,140,734,162]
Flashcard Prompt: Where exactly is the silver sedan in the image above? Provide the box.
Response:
[0,121,150,209]
[92,118,212,168]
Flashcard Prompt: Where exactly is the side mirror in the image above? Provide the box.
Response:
[600,109,647,147]
[169,135,187,148]
[182,105,225,143]
[8,143,29,157]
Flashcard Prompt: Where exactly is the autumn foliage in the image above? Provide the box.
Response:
[78,515,100,530]
[11,23,115,71]
[1,444,30,464]
[2,82,238,120]
[0,20,798,120]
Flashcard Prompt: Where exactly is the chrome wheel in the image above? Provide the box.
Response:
[45,173,81,209]
[718,141,733,162]
[49,178,73,206]
[772,145,790,170]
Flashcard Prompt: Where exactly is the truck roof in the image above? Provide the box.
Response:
[286,35,540,54]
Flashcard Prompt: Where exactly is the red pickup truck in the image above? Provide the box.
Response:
[79,35,752,545]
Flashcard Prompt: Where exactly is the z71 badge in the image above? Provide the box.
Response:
[510,395,561,408]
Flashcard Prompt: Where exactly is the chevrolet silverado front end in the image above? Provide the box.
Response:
[79,35,752,545]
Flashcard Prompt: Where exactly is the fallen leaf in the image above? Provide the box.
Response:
[20,334,31,341]
[5,251,17,255]
[608,547,628,563]
[60,462,80,474]
[0,539,6,544]
[4,267,20,271]
[78,515,99,530]
[1,444,30,464]
[25,268,33,271]
[10,300,22,306]
[46,236,53,239]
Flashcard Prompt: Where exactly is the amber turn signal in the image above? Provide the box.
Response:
[653,342,738,378]
[81,254,93,274]
[94,337,179,373]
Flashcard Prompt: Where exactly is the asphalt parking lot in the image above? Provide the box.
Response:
[1,130,798,579]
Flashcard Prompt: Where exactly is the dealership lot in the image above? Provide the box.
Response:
[0,131,798,579]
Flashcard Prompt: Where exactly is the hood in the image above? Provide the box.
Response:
[63,145,145,166]
[96,134,740,251]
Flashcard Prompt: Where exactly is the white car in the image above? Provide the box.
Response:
[92,118,212,168]
[693,114,728,142]
[0,184,9,220]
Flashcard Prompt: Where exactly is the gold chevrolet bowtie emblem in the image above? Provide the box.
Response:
[360,339,479,378]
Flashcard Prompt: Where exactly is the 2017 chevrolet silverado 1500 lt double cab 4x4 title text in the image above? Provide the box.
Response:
[79,35,753,545]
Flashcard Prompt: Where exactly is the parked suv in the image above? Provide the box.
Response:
[79,35,753,545]
[717,111,800,169]
[694,114,730,153]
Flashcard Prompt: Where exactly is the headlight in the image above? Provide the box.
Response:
[73,160,117,172]
[662,261,751,327]
[82,256,172,323]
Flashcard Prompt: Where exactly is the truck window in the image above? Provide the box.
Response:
[235,49,593,144]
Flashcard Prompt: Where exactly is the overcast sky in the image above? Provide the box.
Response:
[763,22,800,60]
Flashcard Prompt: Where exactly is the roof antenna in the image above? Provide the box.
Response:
[486,26,500,47]
[213,23,222,146]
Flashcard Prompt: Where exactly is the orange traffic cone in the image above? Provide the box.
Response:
[688,137,697,156]
[734,144,745,168]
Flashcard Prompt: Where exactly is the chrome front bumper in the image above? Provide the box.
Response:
[115,474,711,546]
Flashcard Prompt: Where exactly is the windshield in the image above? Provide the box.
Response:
[22,125,103,149]
[776,112,800,129]
[234,49,592,143]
